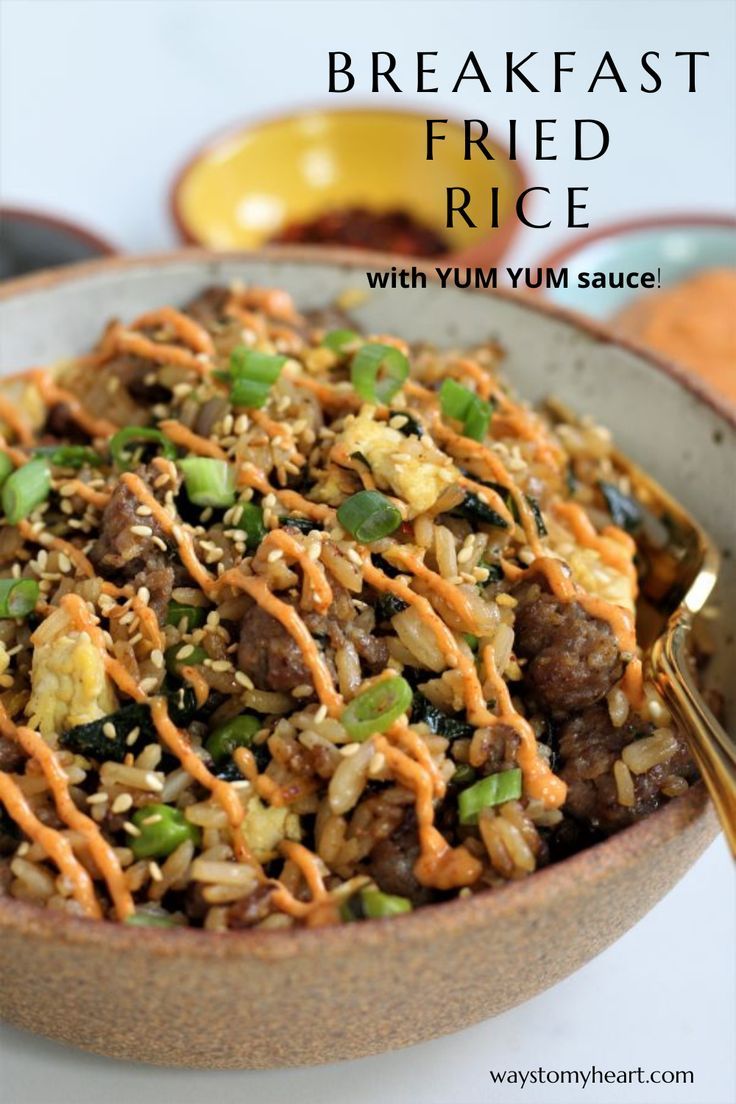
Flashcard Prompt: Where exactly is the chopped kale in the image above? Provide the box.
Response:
[375,592,409,621]
[214,741,270,779]
[525,494,547,537]
[391,412,424,437]
[599,481,643,534]
[411,692,474,741]
[478,559,504,584]
[59,686,214,763]
[373,554,402,579]
[477,480,546,536]
[453,490,508,529]
[60,701,152,762]
[281,516,322,535]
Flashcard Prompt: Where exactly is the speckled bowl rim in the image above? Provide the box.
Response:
[0,247,728,960]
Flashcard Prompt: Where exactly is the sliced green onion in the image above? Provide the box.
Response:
[462,395,492,441]
[205,713,261,764]
[361,887,413,918]
[230,378,271,408]
[1,458,51,524]
[463,633,479,651]
[130,804,200,860]
[439,378,471,420]
[34,445,102,469]
[124,912,177,928]
[166,602,207,630]
[229,347,286,409]
[236,501,266,549]
[458,768,522,825]
[351,343,409,405]
[0,577,40,619]
[336,490,401,543]
[321,329,362,355]
[179,457,235,508]
[230,347,286,382]
[0,453,12,487]
[341,675,413,742]
[439,379,492,442]
[165,643,208,675]
[110,426,177,470]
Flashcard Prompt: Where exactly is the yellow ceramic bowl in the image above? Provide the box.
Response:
[171,108,525,262]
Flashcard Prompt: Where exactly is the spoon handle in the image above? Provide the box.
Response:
[652,612,736,858]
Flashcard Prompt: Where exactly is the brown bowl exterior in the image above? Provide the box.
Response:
[0,785,716,1068]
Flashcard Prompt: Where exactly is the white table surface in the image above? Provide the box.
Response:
[1,2,734,1102]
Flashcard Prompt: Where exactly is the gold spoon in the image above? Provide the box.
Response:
[547,399,736,856]
[623,454,736,857]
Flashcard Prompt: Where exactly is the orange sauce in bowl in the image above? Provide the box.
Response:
[615,268,736,403]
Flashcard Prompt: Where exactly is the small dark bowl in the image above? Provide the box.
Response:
[0,206,117,280]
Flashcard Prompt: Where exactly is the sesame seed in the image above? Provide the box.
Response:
[496,593,517,608]
[86,792,109,805]
[369,752,386,775]
[135,504,153,517]
[150,649,164,669]
[123,821,141,837]
[266,549,283,563]
[143,772,164,793]
[210,659,231,673]
[130,525,154,538]
[177,644,195,660]
[111,793,133,814]
[149,862,163,882]
[139,676,159,695]
[314,705,327,724]
[340,743,361,757]
[103,722,117,740]
[140,813,163,826]
[235,671,254,689]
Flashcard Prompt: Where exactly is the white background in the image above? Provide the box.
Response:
[0,2,734,1102]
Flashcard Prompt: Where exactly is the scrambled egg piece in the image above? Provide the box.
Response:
[339,407,459,516]
[27,606,118,737]
[565,546,635,613]
[241,795,301,863]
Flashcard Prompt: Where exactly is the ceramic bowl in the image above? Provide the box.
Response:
[0,250,732,1069]
[536,213,736,319]
[171,108,525,264]
[0,206,117,280]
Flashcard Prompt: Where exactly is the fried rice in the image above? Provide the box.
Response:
[0,283,696,929]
